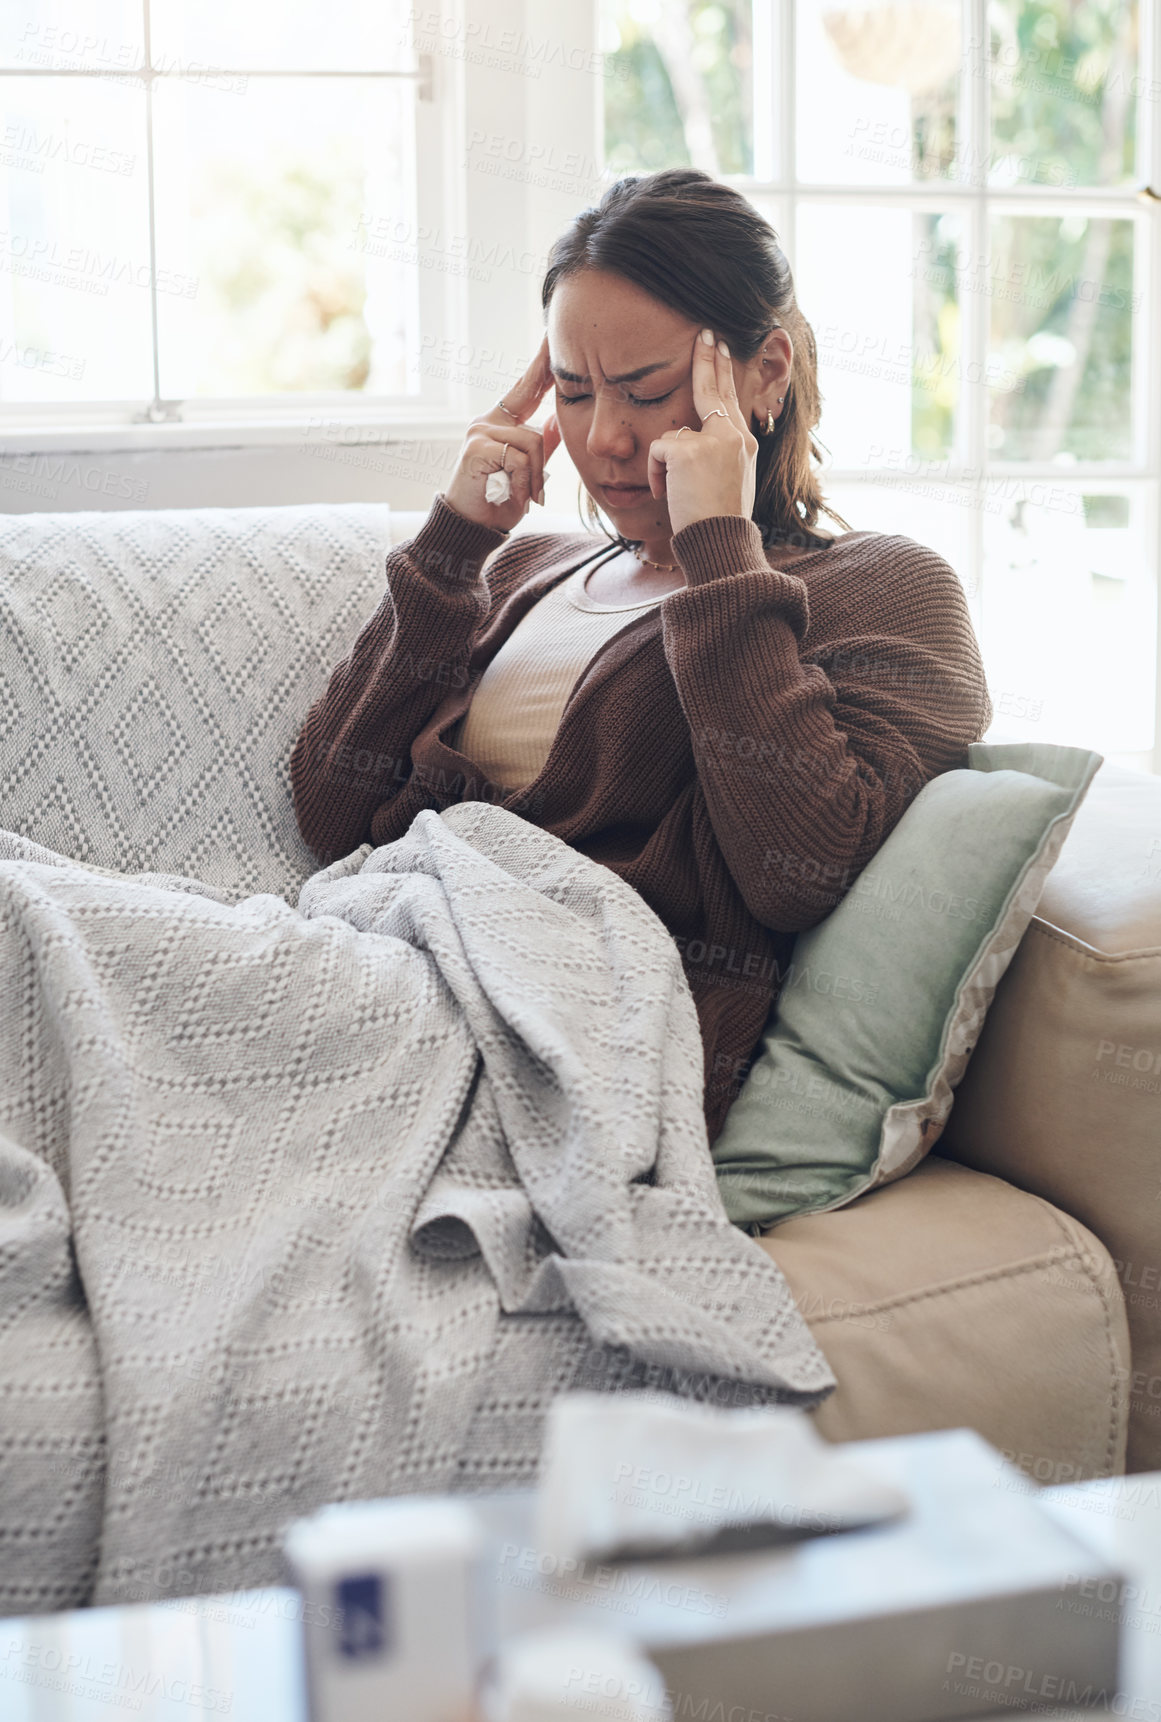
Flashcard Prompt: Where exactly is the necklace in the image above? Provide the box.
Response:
[637,551,678,572]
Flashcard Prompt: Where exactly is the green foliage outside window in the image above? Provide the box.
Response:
[604,1,753,178]
[984,0,1137,462]
[601,0,1137,465]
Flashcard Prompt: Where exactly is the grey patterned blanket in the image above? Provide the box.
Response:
[0,802,833,1613]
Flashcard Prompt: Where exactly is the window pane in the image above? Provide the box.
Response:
[796,203,963,468]
[798,1,963,184]
[149,0,415,73]
[601,0,754,176]
[152,79,418,398]
[981,485,1154,757]
[0,78,152,402]
[985,215,1135,462]
[0,0,142,71]
[988,0,1138,188]
[816,481,977,601]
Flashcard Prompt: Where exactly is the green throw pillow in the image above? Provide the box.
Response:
[713,742,1103,1232]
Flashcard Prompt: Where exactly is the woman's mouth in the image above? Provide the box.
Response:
[598,481,651,506]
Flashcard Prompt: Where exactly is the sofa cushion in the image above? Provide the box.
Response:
[0,504,393,903]
[712,741,1101,1230]
[761,1157,1129,1481]
[939,760,1161,1473]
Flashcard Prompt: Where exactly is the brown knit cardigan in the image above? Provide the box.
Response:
[290,494,993,1147]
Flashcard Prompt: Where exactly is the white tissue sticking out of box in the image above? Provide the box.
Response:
[481,1627,672,1722]
[535,1393,910,1566]
[485,468,513,504]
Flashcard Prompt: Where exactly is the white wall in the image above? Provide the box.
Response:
[0,437,459,514]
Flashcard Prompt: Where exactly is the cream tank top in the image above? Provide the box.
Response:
[449,556,665,791]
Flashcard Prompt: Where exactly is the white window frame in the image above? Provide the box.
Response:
[0,0,602,450]
[1,0,1158,764]
[739,0,1161,773]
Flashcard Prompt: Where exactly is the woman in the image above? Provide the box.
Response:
[291,168,992,1148]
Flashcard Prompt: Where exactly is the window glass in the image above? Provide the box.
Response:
[796,202,964,468]
[149,0,415,74]
[987,0,1139,188]
[797,1,964,183]
[808,480,1156,763]
[152,78,419,398]
[0,0,143,71]
[602,0,755,176]
[0,77,152,401]
[981,485,1154,756]
[984,215,1136,461]
[818,480,978,599]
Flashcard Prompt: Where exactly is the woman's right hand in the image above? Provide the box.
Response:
[443,334,563,534]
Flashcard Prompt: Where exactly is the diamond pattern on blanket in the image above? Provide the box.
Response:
[33,564,115,671]
[0,493,845,1610]
[15,776,96,865]
[197,582,274,702]
[167,938,303,1048]
[0,806,834,1609]
[182,808,267,901]
[135,1116,245,1204]
[110,676,191,808]
[0,504,393,901]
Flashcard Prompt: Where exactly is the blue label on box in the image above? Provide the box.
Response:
[335,1572,390,1661]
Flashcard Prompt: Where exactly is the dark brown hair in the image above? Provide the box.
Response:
[541,167,849,550]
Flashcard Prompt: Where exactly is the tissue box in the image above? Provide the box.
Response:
[471,1428,1122,1722]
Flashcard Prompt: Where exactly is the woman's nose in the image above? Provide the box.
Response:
[587,392,636,461]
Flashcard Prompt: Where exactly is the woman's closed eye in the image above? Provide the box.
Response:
[627,388,678,407]
[558,387,678,408]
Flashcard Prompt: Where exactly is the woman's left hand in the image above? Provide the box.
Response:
[646,327,759,538]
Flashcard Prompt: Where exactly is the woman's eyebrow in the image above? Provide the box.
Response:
[550,359,678,386]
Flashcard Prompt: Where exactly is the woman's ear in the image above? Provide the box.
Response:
[752,326,794,426]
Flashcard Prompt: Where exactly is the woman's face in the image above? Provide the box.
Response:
[546,268,774,540]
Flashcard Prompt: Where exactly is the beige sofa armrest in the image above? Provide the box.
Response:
[763,1157,1129,1480]
[939,761,1161,1471]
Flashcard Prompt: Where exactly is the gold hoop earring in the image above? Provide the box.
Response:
[765,410,776,435]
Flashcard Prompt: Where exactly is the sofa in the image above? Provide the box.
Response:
[1,498,1157,1486]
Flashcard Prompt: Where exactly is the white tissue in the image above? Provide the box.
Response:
[535,1392,909,1565]
[482,1628,672,1722]
[485,468,513,504]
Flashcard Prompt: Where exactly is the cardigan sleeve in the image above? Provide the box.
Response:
[661,514,993,932]
[289,493,510,865]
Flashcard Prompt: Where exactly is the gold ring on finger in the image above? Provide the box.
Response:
[497,398,520,420]
[500,442,510,470]
[702,409,727,423]
[675,425,692,439]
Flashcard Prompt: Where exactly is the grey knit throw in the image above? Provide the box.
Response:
[0,801,834,1614]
